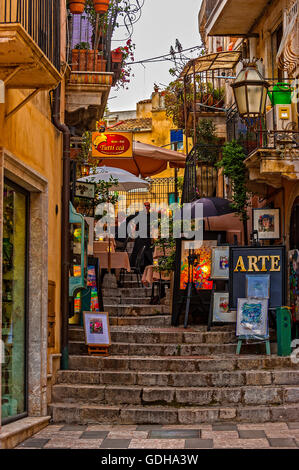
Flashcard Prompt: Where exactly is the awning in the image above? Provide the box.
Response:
[206,0,270,36]
[180,51,242,78]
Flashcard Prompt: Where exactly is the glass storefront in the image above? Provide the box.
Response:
[1,180,28,424]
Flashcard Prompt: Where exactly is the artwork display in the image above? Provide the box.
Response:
[180,240,216,291]
[289,250,299,322]
[246,274,270,299]
[83,312,111,347]
[212,292,236,323]
[236,298,268,337]
[253,208,280,240]
[211,247,229,279]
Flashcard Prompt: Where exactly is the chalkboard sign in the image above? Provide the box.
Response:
[229,246,286,310]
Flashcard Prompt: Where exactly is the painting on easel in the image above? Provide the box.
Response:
[83,312,111,355]
[180,240,216,291]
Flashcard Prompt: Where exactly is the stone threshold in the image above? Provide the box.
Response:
[0,416,50,449]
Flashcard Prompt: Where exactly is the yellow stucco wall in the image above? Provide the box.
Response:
[0,88,63,354]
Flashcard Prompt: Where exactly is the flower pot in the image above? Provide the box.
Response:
[72,49,106,72]
[111,50,123,63]
[68,0,86,14]
[93,0,109,14]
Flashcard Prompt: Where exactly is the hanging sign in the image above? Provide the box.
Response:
[92,132,133,158]
[229,246,286,309]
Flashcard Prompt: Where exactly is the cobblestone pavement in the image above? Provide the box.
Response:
[16,422,299,449]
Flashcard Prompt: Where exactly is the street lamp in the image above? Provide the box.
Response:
[231,61,270,119]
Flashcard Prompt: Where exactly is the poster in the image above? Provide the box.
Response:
[180,240,216,290]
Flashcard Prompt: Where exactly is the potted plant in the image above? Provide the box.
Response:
[93,0,109,14]
[72,42,106,72]
[111,47,123,63]
[68,0,86,14]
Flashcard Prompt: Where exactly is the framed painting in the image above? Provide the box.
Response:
[180,240,217,291]
[83,312,111,347]
[253,208,280,240]
[211,246,229,279]
[212,292,236,323]
[236,298,268,337]
[246,274,270,299]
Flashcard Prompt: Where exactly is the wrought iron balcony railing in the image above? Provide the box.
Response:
[0,0,61,71]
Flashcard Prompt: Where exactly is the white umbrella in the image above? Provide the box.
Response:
[78,166,149,191]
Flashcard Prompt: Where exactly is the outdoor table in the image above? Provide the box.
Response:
[142,264,170,286]
[93,240,116,253]
[94,251,131,272]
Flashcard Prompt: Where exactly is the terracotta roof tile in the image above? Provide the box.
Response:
[113,118,152,131]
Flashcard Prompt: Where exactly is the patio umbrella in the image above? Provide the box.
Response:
[78,166,150,191]
[190,197,237,219]
[94,141,186,177]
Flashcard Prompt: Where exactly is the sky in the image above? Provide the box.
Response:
[109,0,203,112]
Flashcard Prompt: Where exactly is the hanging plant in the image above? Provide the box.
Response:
[67,0,86,14]
[93,0,110,14]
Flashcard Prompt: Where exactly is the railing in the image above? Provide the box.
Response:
[0,0,61,71]
[67,12,114,75]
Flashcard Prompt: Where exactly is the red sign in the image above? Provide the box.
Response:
[92,132,133,158]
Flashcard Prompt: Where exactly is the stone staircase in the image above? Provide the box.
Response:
[49,274,299,425]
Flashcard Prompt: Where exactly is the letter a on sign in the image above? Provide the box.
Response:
[0,80,4,104]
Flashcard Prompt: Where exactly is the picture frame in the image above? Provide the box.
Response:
[236,298,268,338]
[246,274,270,299]
[212,292,236,323]
[211,246,229,279]
[253,208,280,240]
[180,240,217,291]
[83,312,111,347]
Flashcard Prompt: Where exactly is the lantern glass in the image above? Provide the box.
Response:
[231,63,270,118]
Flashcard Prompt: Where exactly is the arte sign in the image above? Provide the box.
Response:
[92,132,133,158]
[229,246,286,309]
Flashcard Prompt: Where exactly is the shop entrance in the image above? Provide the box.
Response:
[1,179,29,424]
[290,197,299,250]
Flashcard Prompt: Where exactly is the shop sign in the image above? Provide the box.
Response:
[75,182,95,199]
[229,246,286,309]
[91,132,133,158]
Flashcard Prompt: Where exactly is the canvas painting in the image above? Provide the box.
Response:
[246,274,270,299]
[236,298,268,337]
[213,292,236,323]
[83,312,111,346]
[253,208,280,240]
[211,247,229,279]
[180,240,216,291]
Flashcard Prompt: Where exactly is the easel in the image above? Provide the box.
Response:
[236,336,271,355]
[181,249,206,328]
[88,345,110,357]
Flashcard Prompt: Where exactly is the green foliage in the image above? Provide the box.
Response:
[74,42,90,50]
[195,119,220,164]
[216,140,250,222]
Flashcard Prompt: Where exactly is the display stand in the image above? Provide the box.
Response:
[236,336,271,355]
[88,345,109,357]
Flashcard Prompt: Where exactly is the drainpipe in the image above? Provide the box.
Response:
[52,83,70,370]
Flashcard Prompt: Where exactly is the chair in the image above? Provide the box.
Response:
[119,245,145,288]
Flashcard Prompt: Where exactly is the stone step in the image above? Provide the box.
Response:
[56,369,299,388]
[103,305,169,316]
[49,402,299,425]
[68,341,239,356]
[120,281,145,289]
[51,383,299,407]
[68,354,299,373]
[69,327,236,345]
[108,315,172,327]
[102,288,152,298]
[103,297,152,305]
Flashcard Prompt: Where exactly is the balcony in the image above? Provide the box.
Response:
[0,0,61,90]
[65,12,114,133]
[206,0,270,37]
[227,104,299,188]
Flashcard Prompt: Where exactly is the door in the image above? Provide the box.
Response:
[1,179,29,424]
